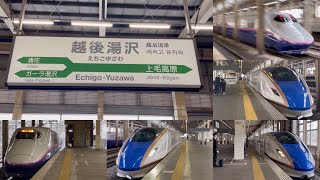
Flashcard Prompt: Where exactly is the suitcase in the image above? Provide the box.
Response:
[219,159,224,167]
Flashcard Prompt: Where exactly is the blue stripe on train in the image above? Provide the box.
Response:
[282,143,314,171]
[277,81,311,110]
[118,141,152,171]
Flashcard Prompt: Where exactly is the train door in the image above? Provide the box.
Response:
[79,133,86,147]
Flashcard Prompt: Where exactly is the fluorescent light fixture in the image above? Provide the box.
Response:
[250,6,257,9]
[191,24,213,30]
[264,1,278,6]
[240,8,250,11]
[22,113,61,120]
[13,19,54,25]
[71,21,113,27]
[129,23,170,29]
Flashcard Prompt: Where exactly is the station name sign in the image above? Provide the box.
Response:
[6,36,201,89]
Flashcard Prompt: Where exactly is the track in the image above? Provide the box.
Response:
[107,147,120,168]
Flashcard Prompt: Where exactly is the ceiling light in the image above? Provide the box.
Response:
[13,19,54,25]
[71,21,113,27]
[129,23,170,29]
[191,24,213,30]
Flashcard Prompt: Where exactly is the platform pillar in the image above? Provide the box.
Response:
[303,121,307,144]
[12,90,24,120]
[130,121,134,133]
[303,0,313,33]
[222,1,226,37]
[172,92,187,120]
[2,120,8,166]
[234,120,245,160]
[292,120,298,135]
[256,0,265,54]
[123,120,129,141]
[96,91,104,149]
[115,121,119,148]
[147,121,151,127]
[317,120,320,168]
[233,0,239,40]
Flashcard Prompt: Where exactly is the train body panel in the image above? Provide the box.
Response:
[4,127,59,178]
[247,67,313,119]
[251,131,315,178]
[215,12,314,54]
[116,128,182,179]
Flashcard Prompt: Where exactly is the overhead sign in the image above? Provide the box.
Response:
[7,36,201,89]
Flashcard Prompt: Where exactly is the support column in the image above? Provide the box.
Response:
[147,121,151,127]
[130,121,134,133]
[233,0,239,40]
[12,90,24,120]
[234,120,245,160]
[256,0,265,54]
[292,120,298,135]
[123,121,129,141]
[275,0,280,11]
[115,121,119,148]
[303,121,307,144]
[2,120,8,166]
[172,92,188,120]
[222,1,226,37]
[317,120,320,168]
[96,91,104,149]
[303,0,313,33]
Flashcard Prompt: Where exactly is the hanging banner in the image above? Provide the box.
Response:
[6,36,201,89]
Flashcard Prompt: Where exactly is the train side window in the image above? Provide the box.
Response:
[289,15,297,22]
[37,132,41,139]
[274,15,285,23]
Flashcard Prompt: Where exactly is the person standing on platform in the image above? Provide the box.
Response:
[213,132,219,167]
[214,75,221,95]
[221,78,226,95]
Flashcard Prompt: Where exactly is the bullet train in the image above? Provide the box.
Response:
[107,132,123,149]
[251,131,315,178]
[116,127,183,179]
[247,67,313,119]
[215,12,314,54]
[4,127,60,179]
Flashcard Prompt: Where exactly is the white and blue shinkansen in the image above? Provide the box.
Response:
[216,12,314,54]
[4,127,60,178]
[251,131,315,178]
[247,67,313,119]
[116,127,182,179]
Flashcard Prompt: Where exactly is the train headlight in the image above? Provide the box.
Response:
[148,148,158,157]
[277,149,285,157]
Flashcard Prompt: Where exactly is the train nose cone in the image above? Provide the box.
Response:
[277,81,311,110]
[282,144,314,171]
[118,141,152,171]
[5,154,35,165]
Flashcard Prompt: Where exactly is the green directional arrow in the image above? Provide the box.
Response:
[15,56,193,78]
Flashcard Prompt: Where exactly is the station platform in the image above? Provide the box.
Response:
[142,140,213,180]
[31,148,106,180]
[212,81,286,120]
[213,143,291,180]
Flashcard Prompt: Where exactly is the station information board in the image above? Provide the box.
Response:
[6,36,201,89]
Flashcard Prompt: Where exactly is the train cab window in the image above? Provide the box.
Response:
[273,132,299,144]
[274,15,286,23]
[16,131,36,139]
[131,128,162,142]
[267,67,299,81]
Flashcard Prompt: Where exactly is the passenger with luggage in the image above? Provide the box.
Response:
[214,75,221,95]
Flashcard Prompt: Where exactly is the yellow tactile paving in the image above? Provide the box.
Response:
[171,141,187,180]
[250,149,266,180]
[241,81,258,120]
[58,149,72,180]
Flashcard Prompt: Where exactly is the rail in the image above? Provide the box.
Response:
[107,147,121,168]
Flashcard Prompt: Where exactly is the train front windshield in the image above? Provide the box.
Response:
[266,67,299,81]
[273,132,299,144]
[16,130,41,140]
[131,128,163,142]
